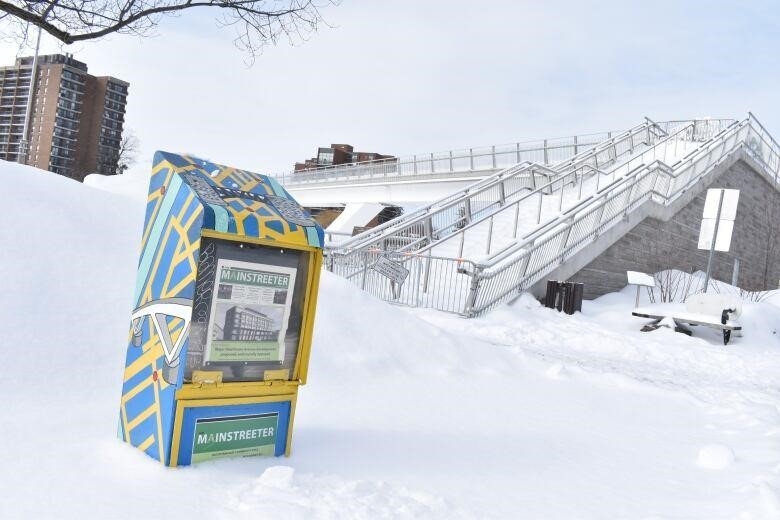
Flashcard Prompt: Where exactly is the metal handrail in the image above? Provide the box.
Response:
[326,120,662,256]
[409,123,696,259]
[278,119,731,188]
[475,162,653,269]
[324,116,763,317]
[327,160,534,250]
[481,124,745,273]
[275,129,618,185]
[467,116,772,316]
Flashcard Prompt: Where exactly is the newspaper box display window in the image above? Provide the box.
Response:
[185,237,312,383]
[119,151,323,466]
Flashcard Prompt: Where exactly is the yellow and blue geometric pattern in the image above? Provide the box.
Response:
[119,151,323,465]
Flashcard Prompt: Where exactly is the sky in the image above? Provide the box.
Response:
[1,0,779,176]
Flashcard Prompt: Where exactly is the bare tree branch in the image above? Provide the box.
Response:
[0,0,337,56]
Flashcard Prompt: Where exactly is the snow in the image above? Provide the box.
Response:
[4,160,780,519]
[698,444,737,470]
[326,202,384,235]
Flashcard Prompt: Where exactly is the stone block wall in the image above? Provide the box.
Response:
[569,158,780,299]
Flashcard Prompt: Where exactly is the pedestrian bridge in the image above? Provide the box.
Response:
[275,116,780,317]
[278,128,622,204]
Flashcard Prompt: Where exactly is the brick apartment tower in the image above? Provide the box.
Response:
[0,54,129,181]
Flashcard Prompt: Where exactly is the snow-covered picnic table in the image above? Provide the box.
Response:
[631,294,742,345]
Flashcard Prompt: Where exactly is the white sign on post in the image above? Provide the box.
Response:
[702,188,739,220]
[697,219,735,251]
[698,189,739,252]
[698,188,740,292]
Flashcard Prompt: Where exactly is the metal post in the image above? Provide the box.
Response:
[424,217,433,245]
[512,201,520,239]
[486,216,494,255]
[574,135,578,155]
[703,190,725,293]
[543,139,549,164]
[413,256,421,305]
[464,266,483,317]
[537,191,543,224]
[731,257,740,287]
[360,253,369,290]
[516,143,521,163]
[431,152,435,173]
[469,148,474,171]
[19,26,42,164]
[558,179,565,211]
[491,145,496,169]
[423,252,432,293]
[449,150,453,172]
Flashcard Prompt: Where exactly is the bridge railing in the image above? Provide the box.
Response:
[279,119,734,188]
[325,120,664,270]
[466,116,776,317]
[409,122,698,260]
[276,130,617,186]
[326,116,776,317]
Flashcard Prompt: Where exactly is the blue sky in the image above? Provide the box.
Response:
[2,0,779,175]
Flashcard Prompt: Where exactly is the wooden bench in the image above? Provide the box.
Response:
[632,293,742,345]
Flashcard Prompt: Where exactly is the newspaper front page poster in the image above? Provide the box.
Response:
[205,259,297,364]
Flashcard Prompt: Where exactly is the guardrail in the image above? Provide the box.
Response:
[329,251,478,314]
[325,120,664,257]
[466,116,774,317]
[276,131,614,186]
[409,123,698,260]
[325,116,777,317]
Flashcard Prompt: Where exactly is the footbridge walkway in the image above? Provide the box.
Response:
[282,117,779,317]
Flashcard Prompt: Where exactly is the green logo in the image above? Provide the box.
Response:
[192,414,278,463]
[219,268,289,288]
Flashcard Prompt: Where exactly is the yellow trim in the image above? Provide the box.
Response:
[191,370,224,386]
[285,392,299,456]
[169,391,298,467]
[296,250,323,385]
[176,380,300,400]
[123,346,160,382]
[138,434,156,452]
[200,229,321,253]
[264,368,290,381]
[127,405,156,431]
[121,377,153,402]
[170,402,186,467]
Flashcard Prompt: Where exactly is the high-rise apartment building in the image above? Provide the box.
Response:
[0,53,129,181]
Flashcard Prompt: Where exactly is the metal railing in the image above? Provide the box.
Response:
[325,120,664,259]
[331,251,478,313]
[410,123,698,260]
[276,129,626,186]
[467,115,776,317]
[326,115,778,317]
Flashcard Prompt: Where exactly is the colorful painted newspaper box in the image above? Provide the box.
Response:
[119,151,323,466]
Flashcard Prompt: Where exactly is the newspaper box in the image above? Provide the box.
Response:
[119,151,323,466]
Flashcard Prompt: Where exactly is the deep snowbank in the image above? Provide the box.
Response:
[3,163,780,519]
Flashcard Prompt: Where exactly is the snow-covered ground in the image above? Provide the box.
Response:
[3,161,780,519]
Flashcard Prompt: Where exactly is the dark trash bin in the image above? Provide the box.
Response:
[544,280,584,315]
